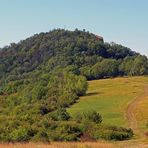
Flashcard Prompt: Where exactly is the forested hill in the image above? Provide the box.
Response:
[0,29,147,142]
[0,29,147,82]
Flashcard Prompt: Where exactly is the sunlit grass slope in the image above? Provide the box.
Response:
[134,95,148,131]
[68,76,148,126]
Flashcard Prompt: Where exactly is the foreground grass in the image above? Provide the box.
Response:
[1,140,148,148]
[0,142,114,148]
[68,76,148,127]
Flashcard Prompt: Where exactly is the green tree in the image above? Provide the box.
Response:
[119,57,134,75]
[130,55,148,76]
[92,59,119,79]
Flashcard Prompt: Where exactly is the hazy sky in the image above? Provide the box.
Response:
[0,0,148,56]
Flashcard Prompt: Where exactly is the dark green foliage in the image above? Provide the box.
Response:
[130,55,148,76]
[75,110,102,124]
[92,59,119,79]
[9,128,31,142]
[51,122,82,141]
[50,108,70,121]
[120,55,148,76]
[32,85,48,100]
[89,125,133,141]
[0,70,88,142]
[0,29,146,84]
[80,66,93,80]
[119,56,135,75]
[0,107,133,142]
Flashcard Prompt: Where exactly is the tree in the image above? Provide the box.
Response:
[80,66,93,80]
[130,55,148,76]
[119,57,134,75]
[92,59,119,79]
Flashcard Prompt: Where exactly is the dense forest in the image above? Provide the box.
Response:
[0,29,147,142]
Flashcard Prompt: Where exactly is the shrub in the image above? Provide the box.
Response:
[75,110,102,124]
[90,125,133,141]
[51,122,82,141]
[31,129,49,142]
[50,108,70,121]
[9,128,31,142]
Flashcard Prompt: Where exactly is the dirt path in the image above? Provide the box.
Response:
[126,85,148,139]
[115,86,148,148]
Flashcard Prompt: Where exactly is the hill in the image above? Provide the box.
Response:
[0,29,147,82]
[0,29,148,142]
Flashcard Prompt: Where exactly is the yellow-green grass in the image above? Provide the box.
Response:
[68,76,148,127]
[134,95,148,132]
[0,142,114,148]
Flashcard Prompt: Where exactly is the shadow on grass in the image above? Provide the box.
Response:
[85,92,101,97]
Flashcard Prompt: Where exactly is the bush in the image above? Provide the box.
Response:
[9,128,31,142]
[90,125,133,141]
[51,122,82,141]
[31,130,49,142]
[50,108,70,121]
[75,110,102,124]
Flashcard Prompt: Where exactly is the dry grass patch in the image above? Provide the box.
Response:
[134,95,148,132]
[0,142,114,148]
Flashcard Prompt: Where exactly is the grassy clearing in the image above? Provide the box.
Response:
[68,76,148,127]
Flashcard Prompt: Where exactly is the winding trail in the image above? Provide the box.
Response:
[126,85,148,139]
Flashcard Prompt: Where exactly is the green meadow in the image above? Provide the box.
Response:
[68,76,148,126]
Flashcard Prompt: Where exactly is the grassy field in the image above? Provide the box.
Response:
[68,76,148,127]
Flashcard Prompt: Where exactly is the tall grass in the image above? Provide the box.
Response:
[0,142,114,148]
